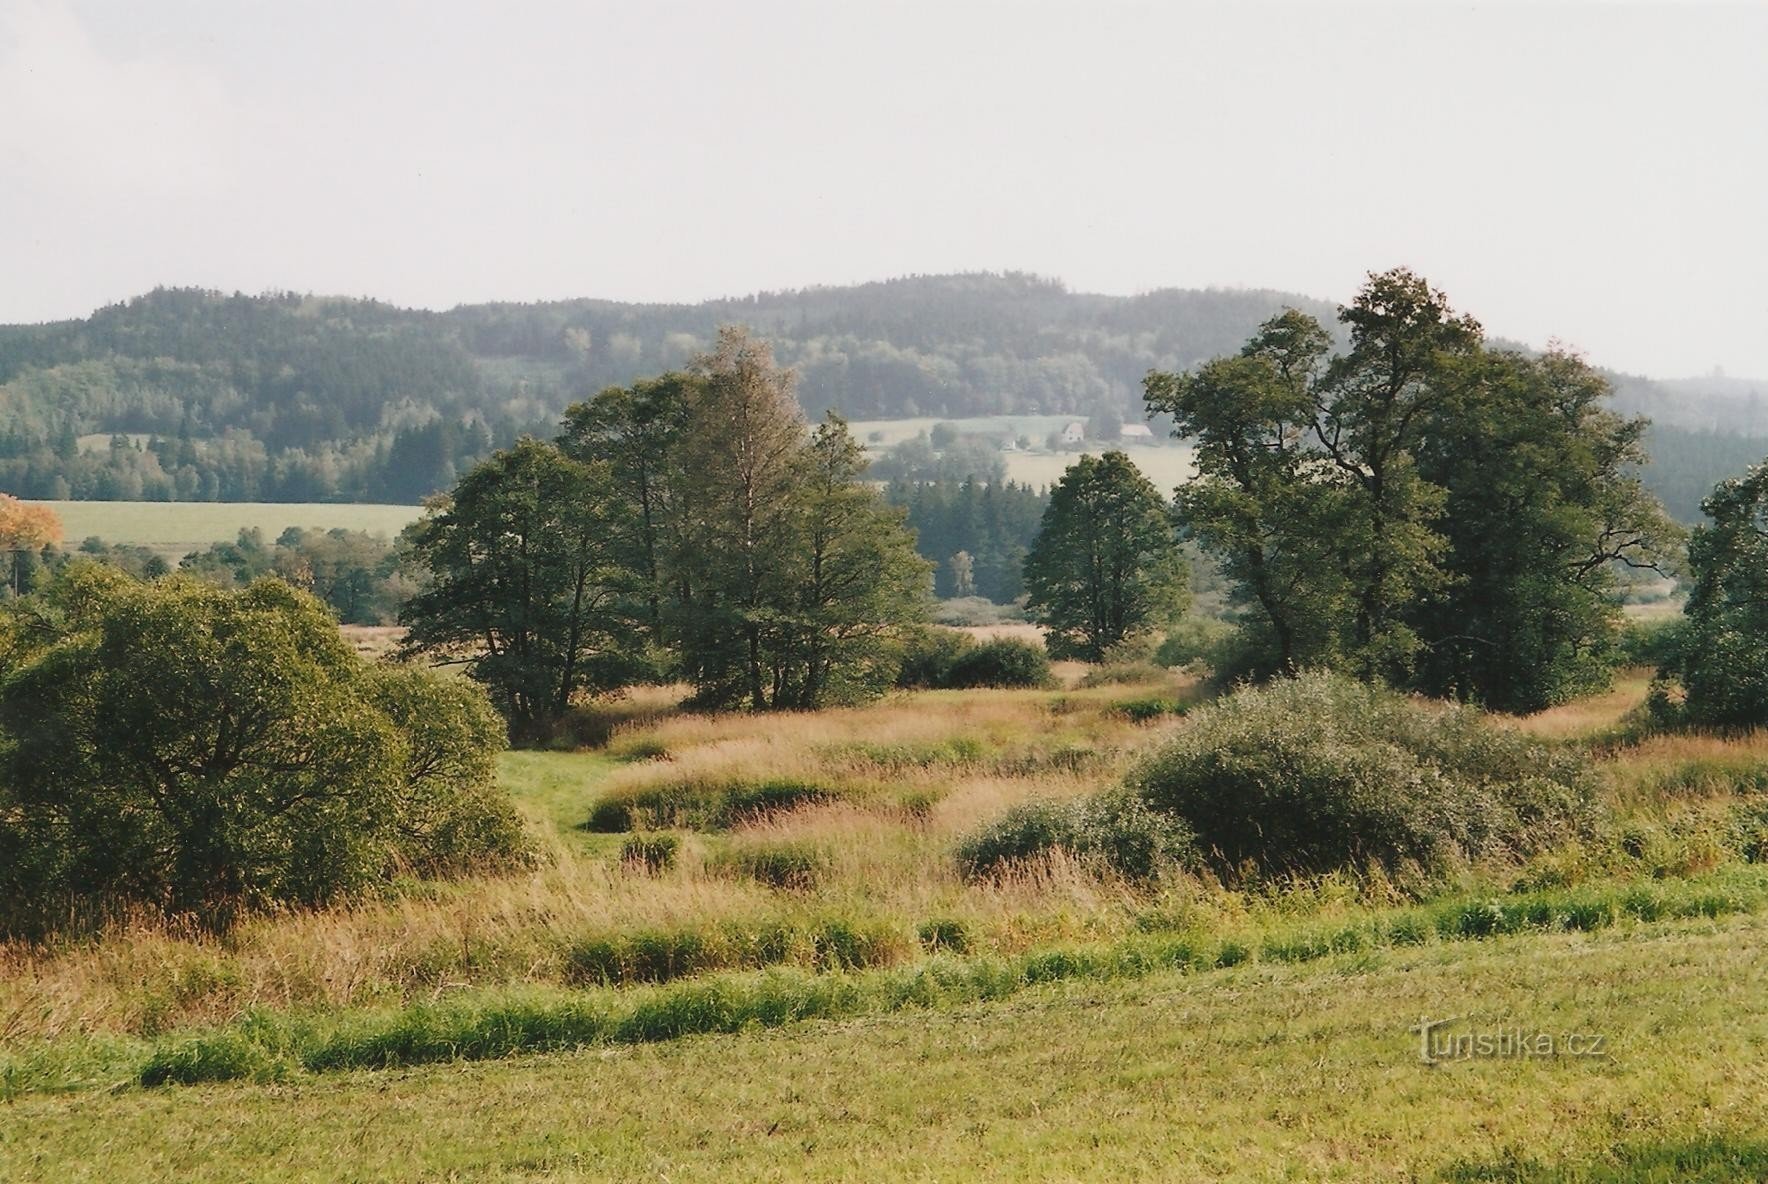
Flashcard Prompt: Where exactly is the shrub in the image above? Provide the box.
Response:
[1077,661,1171,689]
[893,625,975,689]
[940,639,1054,689]
[1125,672,1601,879]
[1109,695,1186,723]
[917,917,971,953]
[590,775,836,832]
[1615,617,1685,669]
[957,791,1195,882]
[0,568,527,937]
[1154,616,1236,670]
[721,841,829,889]
[619,834,679,872]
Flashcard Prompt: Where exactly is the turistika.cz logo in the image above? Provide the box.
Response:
[1411,1016,1609,1065]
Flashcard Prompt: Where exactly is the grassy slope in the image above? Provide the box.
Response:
[6,915,1766,1182]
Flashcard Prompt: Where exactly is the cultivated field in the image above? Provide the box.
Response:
[849,416,1196,491]
[7,667,1768,1180]
[43,501,424,560]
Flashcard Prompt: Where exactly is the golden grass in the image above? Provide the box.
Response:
[6,661,1764,1054]
[1505,668,1654,739]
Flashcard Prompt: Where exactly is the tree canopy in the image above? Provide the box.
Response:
[1146,268,1678,712]
[1024,451,1187,661]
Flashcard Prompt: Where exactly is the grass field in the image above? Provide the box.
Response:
[7,914,1767,1182]
[9,665,1768,1180]
[849,416,1196,491]
[42,501,424,560]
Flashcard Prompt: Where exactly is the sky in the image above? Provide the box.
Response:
[2,0,1765,379]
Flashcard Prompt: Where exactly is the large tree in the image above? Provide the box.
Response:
[1147,269,1675,710]
[1662,464,1768,727]
[1023,451,1187,661]
[400,438,634,740]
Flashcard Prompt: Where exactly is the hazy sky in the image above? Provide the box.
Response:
[3,0,1765,378]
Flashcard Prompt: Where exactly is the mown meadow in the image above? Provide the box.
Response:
[7,659,1768,1180]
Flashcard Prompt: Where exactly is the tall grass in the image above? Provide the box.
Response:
[19,866,1752,1093]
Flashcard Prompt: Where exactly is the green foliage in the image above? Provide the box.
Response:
[886,478,1047,603]
[1125,673,1600,879]
[619,834,680,873]
[956,792,1196,882]
[1023,451,1188,660]
[591,776,837,832]
[1658,463,1768,728]
[1616,616,1685,669]
[181,525,407,624]
[401,438,636,742]
[939,638,1054,689]
[1153,615,1236,670]
[893,624,976,688]
[554,329,929,715]
[1147,271,1678,710]
[720,841,830,890]
[0,566,525,935]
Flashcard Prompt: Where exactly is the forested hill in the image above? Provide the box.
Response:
[0,273,1761,510]
[0,275,1337,503]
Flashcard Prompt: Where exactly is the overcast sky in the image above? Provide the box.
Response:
[3,0,1764,378]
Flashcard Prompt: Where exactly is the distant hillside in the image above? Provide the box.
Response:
[0,272,1760,510]
[0,275,1333,503]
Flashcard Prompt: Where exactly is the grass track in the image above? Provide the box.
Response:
[5,914,1767,1181]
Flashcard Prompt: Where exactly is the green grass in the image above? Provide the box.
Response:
[5,912,1767,1181]
[496,750,623,845]
[44,501,423,560]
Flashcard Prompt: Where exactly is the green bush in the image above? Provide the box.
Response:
[1125,672,1600,879]
[957,791,1195,882]
[619,834,679,873]
[591,776,837,832]
[894,625,976,689]
[721,841,829,889]
[940,639,1054,689]
[1109,695,1186,723]
[1154,616,1236,670]
[1615,617,1685,669]
[0,567,527,937]
[917,917,972,954]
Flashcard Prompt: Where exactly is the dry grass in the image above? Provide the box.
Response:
[1506,668,1654,739]
[9,660,1767,1055]
[0,683,1186,1045]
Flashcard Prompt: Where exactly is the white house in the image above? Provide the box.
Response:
[1120,423,1155,441]
[1059,421,1085,445]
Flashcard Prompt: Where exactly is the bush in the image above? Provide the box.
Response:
[917,917,971,953]
[1124,672,1600,879]
[589,775,836,832]
[1153,616,1236,670]
[0,568,527,936]
[1615,617,1685,669]
[893,625,975,689]
[1109,695,1186,723]
[619,834,679,872]
[957,791,1195,882]
[721,841,829,889]
[940,639,1054,689]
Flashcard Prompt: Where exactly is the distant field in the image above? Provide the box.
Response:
[43,501,424,560]
[850,416,1194,491]
[1000,444,1193,490]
